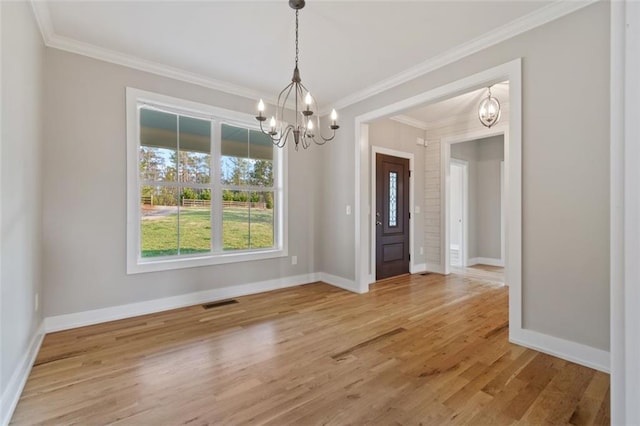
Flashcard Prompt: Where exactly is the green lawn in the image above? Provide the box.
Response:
[141,207,274,257]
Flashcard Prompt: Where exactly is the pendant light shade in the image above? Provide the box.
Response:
[478,86,501,128]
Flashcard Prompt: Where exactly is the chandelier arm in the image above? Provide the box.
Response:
[298,82,316,141]
[258,119,270,136]
[276,81,295,124]
[258,118,286,145]
[278,125,294,148]
[296,82,307,135]
[316,125,337,143]
[298,83,338,143]
[308,129,335,145]
[280,82,297,130]
[301,128,310,149]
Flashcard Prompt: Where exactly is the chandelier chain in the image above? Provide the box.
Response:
[295,9,299,67]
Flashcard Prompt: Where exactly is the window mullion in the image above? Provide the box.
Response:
[212,120,223,253]
[247,129,252,249]
[275,141,284,249]
[176,115,181,255]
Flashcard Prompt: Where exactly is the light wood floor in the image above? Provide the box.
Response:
[450,264,505,284]
[13,274,609,425]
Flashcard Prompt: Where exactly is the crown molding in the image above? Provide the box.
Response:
[29,1,277,105]
[31,0,595,113]
[390,115,429,130]
[328,0,597,113]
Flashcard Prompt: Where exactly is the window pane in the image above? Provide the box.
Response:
[140,186,178,257]
[249,130,274,187]
[248,128,274,188]
[246,159,274,187]
[220,125,275,188]
[223,190,249,250]
[249,129,273,161]
[178,116,211,184]
[221,124,249,185]
[249,191,274,249]
[140,109,177,182]
[179,187,211,255]
[389,171,397,227]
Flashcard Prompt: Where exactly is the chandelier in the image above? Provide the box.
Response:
[478,86,501,128]
[255,0,339,150]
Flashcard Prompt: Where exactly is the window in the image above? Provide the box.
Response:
[127,88,286,274]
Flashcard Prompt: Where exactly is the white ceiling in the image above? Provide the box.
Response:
[41,1,554,108]
[400,81,510,126]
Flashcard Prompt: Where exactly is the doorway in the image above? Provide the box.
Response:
[375,152,410,280]
[444,132,506,284]
[449,159,468,268]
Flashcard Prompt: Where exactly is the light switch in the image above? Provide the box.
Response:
[346,205,352,215]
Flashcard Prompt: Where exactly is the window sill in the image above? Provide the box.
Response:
[127,248,288,274]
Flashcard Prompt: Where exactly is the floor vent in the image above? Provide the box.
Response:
[420,272,431,276]
[202,299,238,309]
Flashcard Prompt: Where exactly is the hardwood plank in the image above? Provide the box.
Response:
[10,275,609,425]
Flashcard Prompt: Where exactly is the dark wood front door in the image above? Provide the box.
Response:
[376,153,410,280]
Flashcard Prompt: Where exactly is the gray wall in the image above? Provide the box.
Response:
[451,135,504,261]
[319,3,610,351]
[368,119,426,266]
[1,0,44,408]
[42,49,321,317]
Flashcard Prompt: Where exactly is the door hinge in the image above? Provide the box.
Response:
[409,212,411,219]
[409,254,411,261]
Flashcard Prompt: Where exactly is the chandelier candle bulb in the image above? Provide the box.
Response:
[256,99,267,121]
[331,109,338,126]
[306,119,314,137]
[302,93,313,116]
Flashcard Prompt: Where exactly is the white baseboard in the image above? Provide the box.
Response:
[1,321,45,426]
[318,272,364,294]
[468,257,504,267]
[510,328,610,373]
[425,262,446,274]
[45,273,319,333]
[410,263,427,274]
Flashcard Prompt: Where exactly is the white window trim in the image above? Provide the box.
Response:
[126,87,288,274]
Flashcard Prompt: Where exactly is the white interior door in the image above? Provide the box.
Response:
[449,162,465,267]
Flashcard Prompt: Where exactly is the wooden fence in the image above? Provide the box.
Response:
[182,199,211,207]
[141,197,267,209]
[223,201,267,209]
